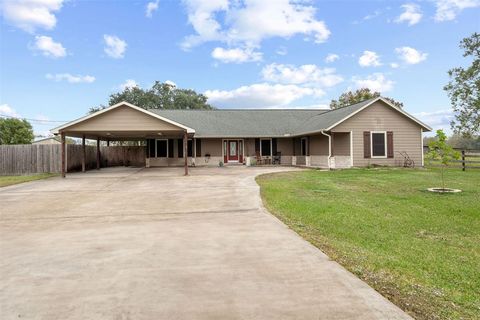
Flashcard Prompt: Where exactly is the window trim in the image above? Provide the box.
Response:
[155,138,168,158]
[260,138,272,157]
[370,131,387,158]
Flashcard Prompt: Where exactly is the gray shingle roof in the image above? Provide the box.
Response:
[148,97,430,137]
[152,109,329,137]
[293,97,378,135]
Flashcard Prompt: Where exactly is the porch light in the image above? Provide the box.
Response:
[157,132,163,136]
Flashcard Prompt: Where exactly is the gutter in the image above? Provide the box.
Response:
[320,130,332,170]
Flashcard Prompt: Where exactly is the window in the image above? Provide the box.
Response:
[260,139,272,157]
[371,132,386,158]
[156,139,168,157]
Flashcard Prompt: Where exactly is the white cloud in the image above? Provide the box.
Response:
[395,3,422,25]
[0,0,64,33]
[358,50,382,67]
[32,35,66,58]
[46,73,95,83]
[395,46,428,64]
[146,0,160,17]
[119,79,138,90]
[352,9,383,24]
[205,83,325,108]
[103,34,127,59]
[165,80,177,87]
[181,0,330,50]
[352,73,394,92]
[413,109,454,131]
[211,47,262,63]
[390,62,400,68]
[325,53,339,63]
[261,63,343,88]
[0,104,20,117]
[433,0,480,22]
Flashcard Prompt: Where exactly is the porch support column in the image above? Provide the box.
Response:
[96,137,100,170]
[61,132,66,178]
[183,131,188,176]
[82,135,86,172]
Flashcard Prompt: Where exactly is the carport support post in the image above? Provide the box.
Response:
[82,135,86,172]
[61,132,66,178]
[96,138,100,170]
[184,131,188,176]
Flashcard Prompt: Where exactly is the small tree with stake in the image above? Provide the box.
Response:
[425,130,461,192]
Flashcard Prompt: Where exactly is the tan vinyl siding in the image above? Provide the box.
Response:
[276,138,293,156]
[331,101,423,166]
[66,105,183,132]
[201,138,222,157]
[332,132,350,156]
[309,134,329,155]
[244,138,255,157]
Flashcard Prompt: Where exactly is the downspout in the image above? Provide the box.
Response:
[320,130,332,169]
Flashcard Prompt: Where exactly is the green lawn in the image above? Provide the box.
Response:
[257,168,480,320]
[0,173,58,187]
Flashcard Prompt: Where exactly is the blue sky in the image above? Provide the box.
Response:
[0,0,479,137]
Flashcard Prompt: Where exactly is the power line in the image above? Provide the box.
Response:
[0,114,68,123]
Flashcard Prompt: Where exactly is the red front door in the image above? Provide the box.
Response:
[228,140,239,161]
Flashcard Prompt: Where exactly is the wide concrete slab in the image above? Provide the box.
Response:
[0,166,411,319]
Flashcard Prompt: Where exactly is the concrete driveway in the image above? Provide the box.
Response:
[0,166,410,320]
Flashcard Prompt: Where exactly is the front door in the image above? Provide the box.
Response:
[228,140,239,161]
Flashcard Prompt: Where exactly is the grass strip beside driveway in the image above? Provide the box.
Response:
[0,173,58,188]
[257,168,480,320]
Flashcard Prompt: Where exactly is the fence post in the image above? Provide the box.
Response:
[462,150,465,171]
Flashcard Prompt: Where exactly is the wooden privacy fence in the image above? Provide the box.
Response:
[0,145,146,175]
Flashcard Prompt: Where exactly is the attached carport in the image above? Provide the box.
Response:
[51,102,195,177]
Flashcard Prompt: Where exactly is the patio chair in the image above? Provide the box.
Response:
[272,152,281,165]
[255,151,265,165]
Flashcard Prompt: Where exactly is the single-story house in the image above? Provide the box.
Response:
[52,97,431,177]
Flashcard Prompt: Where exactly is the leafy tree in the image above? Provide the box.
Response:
[89,81,213,113]
[444,32,480,137]
[448,133,480,150]
[0,118,35,145]
[330,88,404,109]
[425,129,461,190]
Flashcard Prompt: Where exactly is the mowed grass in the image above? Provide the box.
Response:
[0,173,58,187]
[257,168,480,320]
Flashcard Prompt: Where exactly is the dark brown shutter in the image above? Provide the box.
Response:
[177,139,183,158]
[168,139,174,158]
[255,138,260,153]
[196,139,201,157]
[363,131,371,158]
[187,140,193,157]
[272,138,277,155]
[387,131,394,158]
[149,139,156,158]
